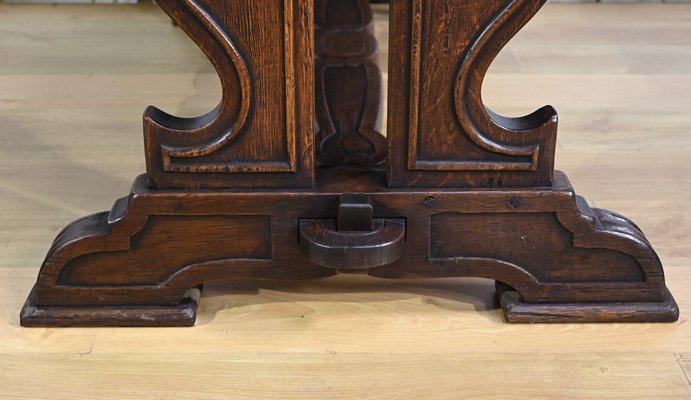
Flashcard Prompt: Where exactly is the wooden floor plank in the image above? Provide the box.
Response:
[0,270,688,355]
[2,352,690,400]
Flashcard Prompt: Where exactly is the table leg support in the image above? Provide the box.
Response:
[20,0,679,326]
[21,171,678,326]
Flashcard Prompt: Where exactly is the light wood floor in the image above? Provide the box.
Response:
[1,3,691,399]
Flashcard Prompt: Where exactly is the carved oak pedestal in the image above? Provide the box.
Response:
[21,0,679,327]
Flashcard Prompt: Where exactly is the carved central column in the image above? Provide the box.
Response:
[314,0,387,168]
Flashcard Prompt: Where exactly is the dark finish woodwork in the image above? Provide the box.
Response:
[21,288,200,327]
[21,170,677,326]
[337,194,375,232]
[145,0,316,189]
[300,194,406,270]
[300,194,406,272]
[314,0,387,168]
[300,218,406,271]
[387,0,557,188]
[500,290,679,323]
[21,0,678,326]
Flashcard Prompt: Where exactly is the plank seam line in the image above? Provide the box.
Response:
[674,353,691,388]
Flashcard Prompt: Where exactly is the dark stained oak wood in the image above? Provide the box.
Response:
[299,195,407,272]
[500,290,679,323]
[21,288,200,328]
[387,0,558,188]
[314,0,387,168]
[300,219,407,271]
[145,0,316,189]
[300,194,407,271]
[21,171,677,326]
[20,0,678,326]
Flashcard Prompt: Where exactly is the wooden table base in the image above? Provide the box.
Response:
[20,171,678,326]
[21,0,678,326]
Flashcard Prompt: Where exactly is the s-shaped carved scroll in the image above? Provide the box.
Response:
[314,0,387,169]
[145,0,315,189]
[151,0,252,169]
[388,0,558,188]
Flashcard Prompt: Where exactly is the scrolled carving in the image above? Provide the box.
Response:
[145,0,315,189]
[388,0,559,187]
[453,0,557,169]
[146,0,252,170]
[157,0,252,164]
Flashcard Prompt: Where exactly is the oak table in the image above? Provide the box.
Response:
[20,0,678,327]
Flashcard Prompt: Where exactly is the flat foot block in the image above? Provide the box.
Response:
[20,287,200,327]
[500,289,679,323]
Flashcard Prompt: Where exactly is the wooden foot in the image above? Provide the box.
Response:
[21,170,678,326]
[500,290,679,323]
[21,287,200,327]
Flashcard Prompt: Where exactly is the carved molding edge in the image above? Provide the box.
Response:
[159,0,253,169]
[145,0,305,177]
[405,0,558,173]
